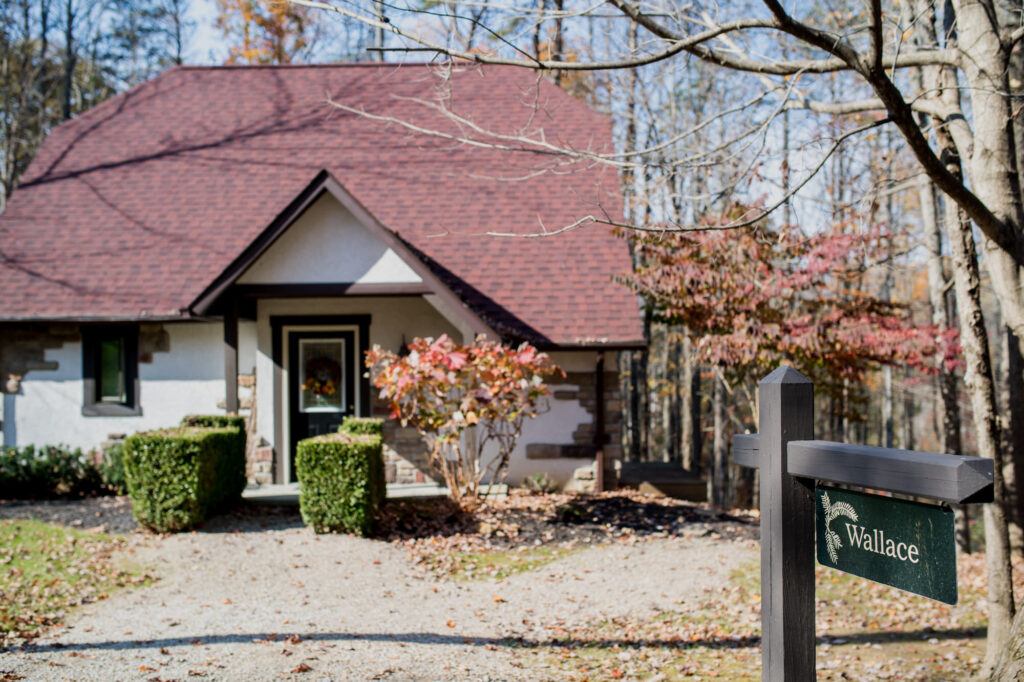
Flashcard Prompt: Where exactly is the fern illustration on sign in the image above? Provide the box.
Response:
[821,491,859,563]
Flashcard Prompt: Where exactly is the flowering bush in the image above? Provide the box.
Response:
[366,335,562,508]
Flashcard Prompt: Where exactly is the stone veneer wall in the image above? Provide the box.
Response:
[1,324,80,392]
[372,396,438,485]
[2,324,172,393]
[525,370,623,471]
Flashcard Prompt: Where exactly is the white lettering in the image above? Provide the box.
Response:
[846,523,865,547]
[841,524,921,564]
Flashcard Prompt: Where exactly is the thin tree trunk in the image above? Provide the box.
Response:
[680,331,694,470]
[709,373,727,507]
[63,0,74,120]
[550,0,563,85]
[883,366,894,449]
[690,359,702,473]
[1005,327,1024,554]
[902,368,915,451]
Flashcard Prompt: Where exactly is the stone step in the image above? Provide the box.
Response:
[618,462,707,502]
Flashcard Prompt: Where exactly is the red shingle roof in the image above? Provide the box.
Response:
[0,62,642,345]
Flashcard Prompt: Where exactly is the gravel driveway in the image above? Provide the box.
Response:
[0,505,757,681]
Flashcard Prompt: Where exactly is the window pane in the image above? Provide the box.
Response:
[99,338,124,402]
[299,339,344,412]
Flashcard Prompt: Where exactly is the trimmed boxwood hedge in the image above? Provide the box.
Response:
[123,426,245,532]
[338,416,384,437]
[296,432,385,535]
[180,414,247,507]
[181,414,247,431]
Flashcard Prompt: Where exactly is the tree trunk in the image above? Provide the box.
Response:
[951,0,1024,343]
[709,372,727,507]
[902,368,915,451]
[883,366,894,449]
[913,4,1014,663]
[992,607,1024,680]
[680,331,697,471]
[63,0,74,121]
[942,179,1016,671]
[918,172,971,551]
[1006,327,1024,554]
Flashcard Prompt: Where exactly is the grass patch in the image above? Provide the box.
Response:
[0,519,151,645]
[424,546,574,581]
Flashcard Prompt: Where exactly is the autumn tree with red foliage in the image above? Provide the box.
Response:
[366,335,562,509]
[618,217,952,423]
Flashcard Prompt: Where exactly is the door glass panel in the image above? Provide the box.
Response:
[299,339,344,412]
[99,338,125,402]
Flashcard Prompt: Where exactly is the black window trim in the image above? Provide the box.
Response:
[82,325,141,416]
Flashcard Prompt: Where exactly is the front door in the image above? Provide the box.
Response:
[288,330,356,481]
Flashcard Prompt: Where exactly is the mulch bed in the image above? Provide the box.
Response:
[0,489,759,547]
[376,489,759,548]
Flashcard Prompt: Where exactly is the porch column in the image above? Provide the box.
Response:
[223,297,239,414]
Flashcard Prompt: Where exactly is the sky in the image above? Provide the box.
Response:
[187,0,228,64]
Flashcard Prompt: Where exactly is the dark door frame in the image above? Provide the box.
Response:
[270,314,371,484]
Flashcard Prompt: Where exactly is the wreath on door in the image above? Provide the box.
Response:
[302,355,341,397]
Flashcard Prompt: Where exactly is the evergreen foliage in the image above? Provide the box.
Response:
[295,432,384,536]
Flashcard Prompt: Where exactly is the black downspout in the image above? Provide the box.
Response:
[595,350,605,492]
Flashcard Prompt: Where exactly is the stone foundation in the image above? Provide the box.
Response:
[250,445,274,485]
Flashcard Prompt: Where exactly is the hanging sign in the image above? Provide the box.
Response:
[815,485,957,605]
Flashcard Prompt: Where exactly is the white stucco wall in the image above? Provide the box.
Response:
[237,193,422,285]
[498,350,618,487]
[8,323,224,451]
[0,309,621,490]
[253,296,463,476]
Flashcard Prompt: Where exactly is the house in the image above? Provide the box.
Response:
[0,62,643,489]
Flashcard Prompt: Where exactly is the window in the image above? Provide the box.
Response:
[82,327,140,416]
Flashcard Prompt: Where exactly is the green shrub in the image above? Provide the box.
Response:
[123,426,244,532]
[100,442,128,494]
[338,416,385,437]
[0,445,103,499]
[180,414,247,505]
[181,414,247,431]
[296,432,385,535]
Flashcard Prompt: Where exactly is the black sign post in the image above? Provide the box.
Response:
[732,366,994,681]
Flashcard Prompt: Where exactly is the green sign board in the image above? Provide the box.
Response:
[815,485,957,604]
